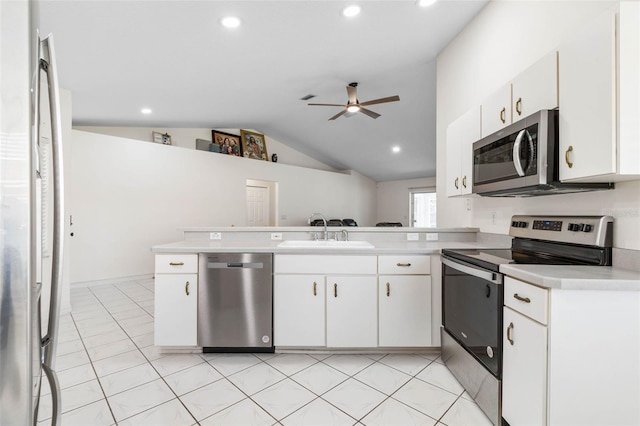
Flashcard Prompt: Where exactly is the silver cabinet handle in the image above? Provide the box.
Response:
[386,282,390,297]
[185,281,190,296]
[513,293,531,303]
[170,261,185,266]
[334,283,337,298]
[507,322,514,345]
[313,281,317,296]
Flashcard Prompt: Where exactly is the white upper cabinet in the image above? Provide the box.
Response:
[446,106,480,197]
[481,51,558,138]
[558,2,640,182]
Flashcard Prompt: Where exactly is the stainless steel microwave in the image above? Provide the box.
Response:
[472,109,613,197]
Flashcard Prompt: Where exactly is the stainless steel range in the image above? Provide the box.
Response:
[441,215,613,426]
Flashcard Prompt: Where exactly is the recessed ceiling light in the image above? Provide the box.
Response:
[342,5,361,18]
[416,0,437,7]
[392,146,401,153]
[141,108,152,114]
[221,16,241,28]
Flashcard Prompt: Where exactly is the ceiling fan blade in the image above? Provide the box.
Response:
[359,107,381,119]
[359,95,400,106]
[346,85,358,104]
[328,109,348,121]
[308,103,347,107]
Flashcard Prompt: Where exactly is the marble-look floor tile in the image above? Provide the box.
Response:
[415,362,465,395]
[55,349,90,372]
[282,398,356,426]
[119,398,197,425]
[206,353,261,376]
[163,362,223,396]
[81,329,129,348]
[150,353,204,376]
[87,337,136,362]
[37,379,104,421]
[360,398,437,426]
[92,349,147,377]
[108,378,174,422]
[322,378,386,420]
[264,354,318,376]
[227,362,286,395]
[291,362,349,396]
[131,331,154,348]
[354,362,412,396]
[439,397,493,426]
[378,354,432,376]
[99,362,160,396]
[55,363,97,391]
[57,398,115,426]
[322,355,376,376]
[200,398,276,426]
[180,379,246,421]
[392,378,458,420]
[56,339,85,356]
[252,378,316,420]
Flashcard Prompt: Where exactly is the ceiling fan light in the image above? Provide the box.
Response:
[347,105,360,113]
[342,5,361,18]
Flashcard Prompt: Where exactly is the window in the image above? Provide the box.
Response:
[410,188,437,227]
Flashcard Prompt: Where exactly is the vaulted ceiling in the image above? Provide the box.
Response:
[37,0,487,182]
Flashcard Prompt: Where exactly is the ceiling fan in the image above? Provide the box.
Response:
[308,82,400,121]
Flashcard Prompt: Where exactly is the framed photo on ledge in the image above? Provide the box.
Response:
[152,131,171,145]
[211,130,242,156]
[240,130,268,161]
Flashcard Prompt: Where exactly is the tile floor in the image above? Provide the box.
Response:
[37,278,493,425]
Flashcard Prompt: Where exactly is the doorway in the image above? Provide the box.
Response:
[410,188,437,227]
[246,179,277,226]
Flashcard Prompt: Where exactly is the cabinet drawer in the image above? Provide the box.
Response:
[378,255,430,275]
[274,255,376,274]
[504,277,549,325]
[155,254,198,274]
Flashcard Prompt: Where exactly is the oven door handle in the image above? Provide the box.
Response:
[442,257,503,285]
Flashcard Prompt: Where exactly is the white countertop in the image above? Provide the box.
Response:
[500,264,640,291]
[151,240,505,255]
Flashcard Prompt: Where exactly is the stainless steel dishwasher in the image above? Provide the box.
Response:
[198,253,273,352]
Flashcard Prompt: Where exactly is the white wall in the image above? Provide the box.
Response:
[76,126,337,173]
[68,130,376,283]
[436,1,640,250]
[376,177,436,226]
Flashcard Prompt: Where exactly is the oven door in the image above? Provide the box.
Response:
[442,256,503,377]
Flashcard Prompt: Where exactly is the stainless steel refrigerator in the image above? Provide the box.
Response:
[1,0,65,424]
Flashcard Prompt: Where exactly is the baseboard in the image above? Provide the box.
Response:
[71,273,154,289]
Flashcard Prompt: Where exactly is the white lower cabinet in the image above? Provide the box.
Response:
[502,306,547,426]
[326,276,377,348]
[154,273,198,346]
[379,275,431,347]
[273,275,325,347]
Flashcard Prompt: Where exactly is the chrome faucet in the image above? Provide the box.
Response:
[341,229,349,241]
[309,213,328,240]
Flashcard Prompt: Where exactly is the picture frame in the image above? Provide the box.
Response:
[211,130,242,157]
[240,130,269,161]
[152,131,171,145]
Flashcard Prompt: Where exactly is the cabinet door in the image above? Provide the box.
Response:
[558,9,616,181]
[481,84,511,137]
[379,276,431,347]
[154,274,197,346]
[512,51,558,120]
[274,275,325,347]
[502,307,548,426]
[326,276,377,348]
[447,106,480,197]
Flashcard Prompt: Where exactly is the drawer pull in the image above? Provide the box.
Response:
[500,107,506,124]
[185,281,190,296]
[396,263,411,267]
[169,262,185,266]
[515,97,522,116]
[565,145,574,168]
[334,283,337,298]
[313,281,317,296]
[513,293,531,303]
[507,322,514,345]
[462,175,467,189]
[386,282,390,297]
[454,177,459,189]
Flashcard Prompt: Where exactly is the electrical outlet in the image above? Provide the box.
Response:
[271,233,283,240]
[210,232,222,240]
[407,233,419,241]
[426,233,438,241]
[491,211,497,225]
[466,198,472,211]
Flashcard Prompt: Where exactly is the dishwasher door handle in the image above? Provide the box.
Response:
[207,262,264,269]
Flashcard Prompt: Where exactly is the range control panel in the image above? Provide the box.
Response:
[509,215,613,247]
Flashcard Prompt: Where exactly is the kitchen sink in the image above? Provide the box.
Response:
[277,240,374,249]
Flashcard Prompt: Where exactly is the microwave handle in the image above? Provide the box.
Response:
[442,257,502,285]
[513,129,526,176]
